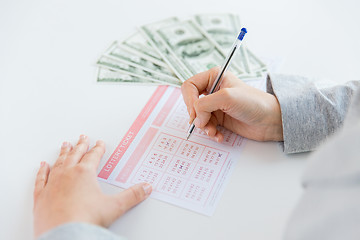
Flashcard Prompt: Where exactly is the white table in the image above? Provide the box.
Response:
[1,0,359,239]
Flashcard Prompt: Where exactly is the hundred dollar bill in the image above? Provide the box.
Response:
[97,56,182,87]
[194,13,267,76]
[139,17,192,82]
[194,13,251,74]
[120,31,168,68]
[141,19,246,82]
[104,41,176,78]
[96,67,159,85]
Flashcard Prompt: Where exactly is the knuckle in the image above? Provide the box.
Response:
[195,98,208,112]
[53,159,64,169]
[219,88,234,103]
[36,176,46,184]
[181,81,193,94]
[68,144,88,157]
[74,164,91,174]
[193,98,201,111]
[181,80,188,91]
[75,143,88,152]
[220,88,231,98]
[95,144,106,154]
[130,187,143,202]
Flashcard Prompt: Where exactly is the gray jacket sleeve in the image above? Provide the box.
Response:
[267,74,360,153]
[283,87,360,240]
[37,222,126,240]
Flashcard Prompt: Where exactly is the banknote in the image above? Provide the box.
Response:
[120,31,168,68]
[138,17,192,82]
[194,13,251,74]
[104,41,177,78]
[142,19,246,82]
[194,13,267,76]
[96,67,160,85]
[96,14,269,86]
[97,56,182,87]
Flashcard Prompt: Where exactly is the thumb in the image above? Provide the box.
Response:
[193,88,233,128]
[111,183,152,219]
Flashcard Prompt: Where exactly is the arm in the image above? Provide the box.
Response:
[267,74,360,153]
[181,67,359,154]
[284,87,360,239]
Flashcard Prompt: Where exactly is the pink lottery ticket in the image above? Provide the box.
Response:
[98,86,245,216]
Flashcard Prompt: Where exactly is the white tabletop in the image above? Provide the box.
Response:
[1,0,359,239]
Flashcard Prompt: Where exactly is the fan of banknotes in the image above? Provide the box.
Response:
[96,13,267,87]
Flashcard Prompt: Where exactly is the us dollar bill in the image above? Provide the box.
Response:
[96,67,160,85]
[141,19,246,82]
[104,41,176,78]
[194,13,267,76]
[139,17,193,82]
[120,31,168,68]
[194,13,251,74]
[97,56,182,87]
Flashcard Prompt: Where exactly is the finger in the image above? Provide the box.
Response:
[213,130,224,143]
[203,115,220,138]
[64,135,90,167]
[79,140,106,170]
[182,67,220,121]
[112,183,152,218]
[52,142,73,169]
[193,88,233,128]
[34,161,50,202]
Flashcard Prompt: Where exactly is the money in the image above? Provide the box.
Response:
[104,41,177,79]
[194,13,267,77]
[141,19,245,82]
[97,67,160,85]
[120,31,167,67]
[97,56,182,87]
[139,17,192,82]
[96,14,268,87]
[194,13,251,73]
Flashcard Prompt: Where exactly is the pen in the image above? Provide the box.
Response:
[186,27,247,141]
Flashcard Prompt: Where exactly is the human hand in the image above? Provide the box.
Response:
[181,67,283,142]
[33,135,152,238]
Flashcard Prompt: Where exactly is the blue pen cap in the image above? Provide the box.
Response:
[238,28,247,40]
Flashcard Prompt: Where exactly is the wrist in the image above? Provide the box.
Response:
[263,94,284,141]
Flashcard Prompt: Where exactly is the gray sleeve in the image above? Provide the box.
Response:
[266,74,360,153]
[283,87,360,240]
[37,222,126,240]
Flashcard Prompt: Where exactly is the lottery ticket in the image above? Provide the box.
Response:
[98,86,247,216]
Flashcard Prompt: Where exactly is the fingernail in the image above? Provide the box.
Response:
[142,183,152,196]
[61,142,70,148]
[40,161,45,167]
[96,140,103,145]
[194,117,201,127]
[80,135,88,140]
[215,136,220,142]
[204,128,209,135]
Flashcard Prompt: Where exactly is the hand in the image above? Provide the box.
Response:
[33,135,152,238]
[181,67,283,142]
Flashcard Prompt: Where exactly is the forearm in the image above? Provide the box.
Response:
[267,74,360,153]
[284,88,360,239]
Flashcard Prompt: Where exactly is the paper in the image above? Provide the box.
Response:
[98,86,247,216]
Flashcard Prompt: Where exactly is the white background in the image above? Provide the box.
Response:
[0,0,359,239]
